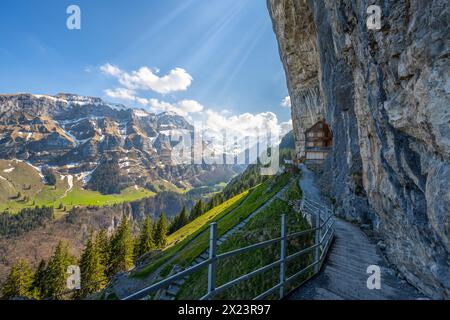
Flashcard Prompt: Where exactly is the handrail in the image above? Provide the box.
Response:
[216,237,282,260]
[200,259,282,300]
[304,198,333,216]
[286,226,317,240]
[123,258,212,300]
[122,194,335,301]
[304,201,332,217]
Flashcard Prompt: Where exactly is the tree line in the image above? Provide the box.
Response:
[168,199,208,234]
[0,197,218,299]
[167,193,227,234]
[1,164,268,299]
[0,206,54,238]
[168,165,269,235]
[0,213,169,300]
[2,197,226,299]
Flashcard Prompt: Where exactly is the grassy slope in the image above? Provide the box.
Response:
[177,178,313,300]
[166,191,248,248]
[132,190,250,278]
[0,160,154,213]
[132,172,291,280]
[60,183,154,209]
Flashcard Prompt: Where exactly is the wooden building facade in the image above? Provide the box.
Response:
[304,120,332,161]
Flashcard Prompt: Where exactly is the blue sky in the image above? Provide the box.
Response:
[0,0,292,125]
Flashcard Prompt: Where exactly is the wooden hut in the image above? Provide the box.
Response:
[304,120,332,161]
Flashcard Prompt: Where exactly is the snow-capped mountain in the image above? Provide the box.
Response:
[0,93,241,192]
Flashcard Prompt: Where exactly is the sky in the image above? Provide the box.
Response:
[0,0,292,134]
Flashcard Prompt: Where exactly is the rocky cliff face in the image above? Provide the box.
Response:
[268,0,449,298]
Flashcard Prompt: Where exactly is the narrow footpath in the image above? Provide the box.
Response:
[288,165,425,300]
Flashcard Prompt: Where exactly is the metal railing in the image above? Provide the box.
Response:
[122,196,335,300]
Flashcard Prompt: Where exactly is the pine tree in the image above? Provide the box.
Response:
[32,259,47,299]
[207,197,216,211]
[108,215,134,275]
[96,229,110,269]
[190,201,199,220]
[136,216,155,260]
[169,207,190,233]
[199,200,207,215]
[79,233,107,298]
[178,207,189,227]
[42,241,74,299]
[169,214,179,234]
[133,237,141,262]
[190,200,206,220]
[154,213,168,249]
[1,259,34,299]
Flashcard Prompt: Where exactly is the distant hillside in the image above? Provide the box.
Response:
[221,131,296,200]
[279,130,295,149]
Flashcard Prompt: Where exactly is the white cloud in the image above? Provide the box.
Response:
[194,110,293,161]
[100,63,122,77]
[101,63,193,95]
[136,97,149,106]
[147,99,204,117]
[280,120,293,136]
[281,96,291,108]
[202,109,291,140]
[104,88,137,101]
[177,100,204,113]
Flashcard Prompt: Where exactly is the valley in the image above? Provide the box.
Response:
[0,93,255,289]
[0,94,242,208]
[0,93,244,214]
[0,159,154,213]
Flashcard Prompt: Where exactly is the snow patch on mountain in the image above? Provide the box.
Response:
[133,109,150,118]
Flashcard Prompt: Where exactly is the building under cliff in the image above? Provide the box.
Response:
[304,119,333,161]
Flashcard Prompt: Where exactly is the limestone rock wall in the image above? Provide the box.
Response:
[268,0,325,159]
[268,0,449,298]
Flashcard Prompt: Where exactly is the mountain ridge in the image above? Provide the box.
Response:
[0,93,241,199]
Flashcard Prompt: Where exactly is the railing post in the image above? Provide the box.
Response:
[314,209,321,274]
[207,222,217,298]
[279,214,286,299]
[319,209,324,252]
